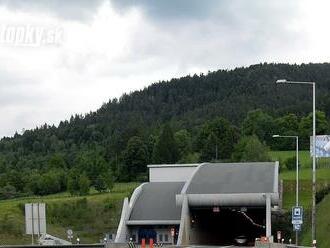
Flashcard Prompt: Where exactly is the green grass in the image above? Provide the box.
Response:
[269,150,330,169]
[0,182,139,245]
[272,150,330,246]
[270,150,312,168]
[280,168,330,180]
[300,194,330,247]
[282,181,312,209]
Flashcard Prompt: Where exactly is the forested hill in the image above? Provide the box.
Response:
[1,62,330,198]
[95,62,330,125]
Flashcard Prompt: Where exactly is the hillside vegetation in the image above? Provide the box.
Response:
[1,63,330,200]
[1,151,330,245]
[0,183,138,245]
[1,63,330,244]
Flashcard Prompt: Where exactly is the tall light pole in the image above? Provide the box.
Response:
[276,79,316,243]
[272,134,299,245]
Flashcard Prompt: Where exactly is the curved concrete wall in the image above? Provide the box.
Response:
[115,197,129,243]
[115,183,147,242]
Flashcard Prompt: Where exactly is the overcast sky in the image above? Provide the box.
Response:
[0,0,329,137]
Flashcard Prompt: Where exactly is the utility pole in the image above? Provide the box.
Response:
[312,82,316,242]
[276,79,317,244]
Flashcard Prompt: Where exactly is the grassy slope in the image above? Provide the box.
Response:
[269,150,330,169]
[0,183,139,245]
[300,194,330,247]
[272,150,330,246]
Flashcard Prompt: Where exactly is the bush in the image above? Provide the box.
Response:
[231,135,270,162]
[78,174,90,195]
[67,170,90,196]
[0,185,17,200]
[316,185,330,204]
[47,198,91,227]
[284,156,300,170]
[103,197,114,211]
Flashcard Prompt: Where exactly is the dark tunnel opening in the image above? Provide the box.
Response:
[190,207,266,246]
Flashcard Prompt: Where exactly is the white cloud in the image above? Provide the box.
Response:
[0,0,329,137]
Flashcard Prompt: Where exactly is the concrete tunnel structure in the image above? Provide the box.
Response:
[115,162,280,246]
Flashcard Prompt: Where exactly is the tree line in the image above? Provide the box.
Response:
[0,108,329,199]
[1,63,330,199]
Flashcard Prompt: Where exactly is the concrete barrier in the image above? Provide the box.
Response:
[255,241,312,248]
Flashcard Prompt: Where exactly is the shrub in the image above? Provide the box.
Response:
[0,185,17,199]
[284,156,300,170]
[316,185,330,204]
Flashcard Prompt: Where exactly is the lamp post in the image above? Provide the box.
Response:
[276,79,316,243]
[272,135,299,245]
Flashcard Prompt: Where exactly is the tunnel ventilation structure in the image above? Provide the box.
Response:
[115,162,280,246]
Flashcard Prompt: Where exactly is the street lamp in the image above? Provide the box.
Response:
[272,135,299,245]
[276,79,316,243]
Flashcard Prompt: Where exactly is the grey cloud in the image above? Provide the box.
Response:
[0,0,104,21]
[121,0,302,71]
[0,0,308,138]
[110,0,298,25]
[110,0,221,20]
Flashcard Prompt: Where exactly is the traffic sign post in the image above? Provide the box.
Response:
[67,229,73,243]
[292,206,303,245]
[292,206,303,225]
[293,224,302,231]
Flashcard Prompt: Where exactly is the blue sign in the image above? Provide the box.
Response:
[292,206,303,225]
[293,224,301,231]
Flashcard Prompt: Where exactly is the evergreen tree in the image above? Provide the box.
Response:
[123,136,148,180]
[67,169,80,195]
[174,129,192,160]
[198,118,239,161]
[152,124,179,164]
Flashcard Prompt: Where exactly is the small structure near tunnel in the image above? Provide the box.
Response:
[115,162,280,246]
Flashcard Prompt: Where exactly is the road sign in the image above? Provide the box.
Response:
[293,224,301,231]
[292,206,303,225]
[67,229,73,236]
[67,229,73,241]
[25,203,46,235]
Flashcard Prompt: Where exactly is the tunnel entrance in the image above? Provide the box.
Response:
[190,207,265,246]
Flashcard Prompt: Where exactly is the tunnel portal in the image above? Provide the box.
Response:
[190,207,265,246]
